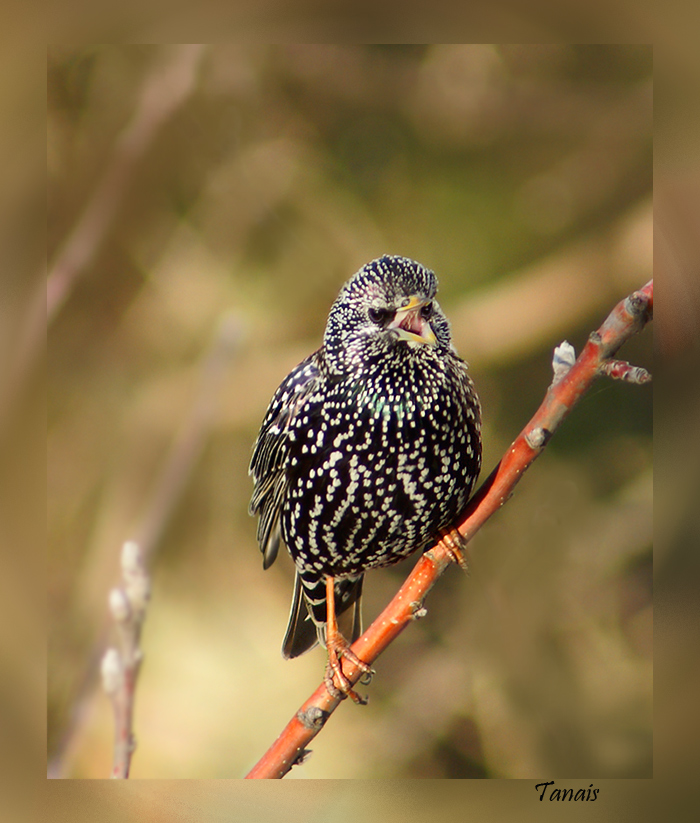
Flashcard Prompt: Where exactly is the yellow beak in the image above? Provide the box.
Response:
[388,296,437,346]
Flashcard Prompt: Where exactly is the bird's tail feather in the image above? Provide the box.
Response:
[282,572,364,659]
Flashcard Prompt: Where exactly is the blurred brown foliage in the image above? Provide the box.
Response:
[47,45,653,778]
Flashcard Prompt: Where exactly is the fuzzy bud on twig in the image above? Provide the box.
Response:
[101,648,124,696]
[109,587,131,623]
[103,540,151,778]
[599,358,652,384]
[551,341,576,385]
[121,540,151,617]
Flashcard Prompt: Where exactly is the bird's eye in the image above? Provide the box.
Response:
[420,302,433,319]
[368,307,392,325]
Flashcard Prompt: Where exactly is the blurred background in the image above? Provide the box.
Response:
[46,44,653,778]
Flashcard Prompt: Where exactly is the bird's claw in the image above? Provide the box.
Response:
[441,528,471,572]
[324,643,372,705]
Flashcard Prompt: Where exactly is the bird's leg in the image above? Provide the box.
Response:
[441,527,471,572]
[323,575,372,705]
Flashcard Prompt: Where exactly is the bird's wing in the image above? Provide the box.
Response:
[249,352,321,569]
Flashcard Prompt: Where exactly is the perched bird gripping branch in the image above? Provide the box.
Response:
[250,256,482,702]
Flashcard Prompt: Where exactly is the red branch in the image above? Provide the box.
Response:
[245,280,653,779]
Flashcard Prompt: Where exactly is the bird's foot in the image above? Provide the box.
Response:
[441,528,471,572]
[324,639,373,705]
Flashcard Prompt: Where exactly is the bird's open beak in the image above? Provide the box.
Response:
[388,295,437,346]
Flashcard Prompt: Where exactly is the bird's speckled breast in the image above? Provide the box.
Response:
[281,344,480,579]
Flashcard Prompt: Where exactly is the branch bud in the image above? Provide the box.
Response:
[101,648,124,695]
[109,587,131,623]
[551,341,576,385]
[121,540,151,616]
[600,358,652,384]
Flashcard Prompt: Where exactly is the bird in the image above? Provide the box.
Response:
[249,255,482,702]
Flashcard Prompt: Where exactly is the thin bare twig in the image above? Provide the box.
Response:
[134,314,243,564]
[244,280,653,779]
[47,44,205,325]
[47,313,242,778]
[101,541,150,778]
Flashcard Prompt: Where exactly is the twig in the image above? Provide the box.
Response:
[134,313,243,564]
[47,313,242,778]
[244,279,653,779]
[47,44,205,325]
[101,541,151,778]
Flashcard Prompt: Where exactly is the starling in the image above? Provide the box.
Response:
[250,255,481,701]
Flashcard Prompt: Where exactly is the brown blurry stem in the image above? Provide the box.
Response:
[134,313,242,564]
[22,45,205,482]
[245,280,653,779]
[101,541,150,779]
[23,45,205,441]
[47,312,241,778]
[47,44,205,325]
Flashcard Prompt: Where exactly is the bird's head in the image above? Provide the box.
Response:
[323,256,453,374]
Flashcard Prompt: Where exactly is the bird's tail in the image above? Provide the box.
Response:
[282,572,364,659]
